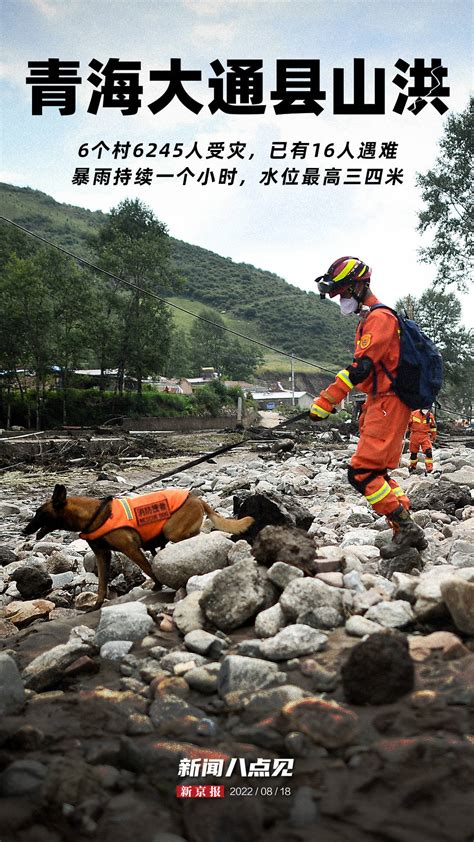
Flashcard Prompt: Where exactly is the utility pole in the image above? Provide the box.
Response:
[291,353,295,406]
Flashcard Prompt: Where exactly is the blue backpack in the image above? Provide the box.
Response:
[370,304,443,409]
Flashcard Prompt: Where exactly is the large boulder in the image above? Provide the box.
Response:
[152,532,232,590]
[409,479,471,516]
[200,559,266,632]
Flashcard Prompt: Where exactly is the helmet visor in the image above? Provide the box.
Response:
[315,275,349,298]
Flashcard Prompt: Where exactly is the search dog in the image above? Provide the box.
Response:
[23,485,254,610]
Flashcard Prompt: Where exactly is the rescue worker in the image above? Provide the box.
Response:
[310,256,427,559]
[408,408,437,475]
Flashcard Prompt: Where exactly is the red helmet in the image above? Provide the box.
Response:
[315,256,371,298]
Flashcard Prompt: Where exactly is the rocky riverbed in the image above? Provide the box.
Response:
[0,430,473,842]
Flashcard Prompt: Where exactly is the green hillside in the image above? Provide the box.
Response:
[0,182,353,373]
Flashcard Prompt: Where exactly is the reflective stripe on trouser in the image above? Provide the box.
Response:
[350,393,412,517]
[388,479,410,510]
[363,480,400,516]
[425,458,433,472]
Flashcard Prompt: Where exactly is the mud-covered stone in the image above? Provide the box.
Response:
[409,480,471,516]
[252,525,316,574]
[278,697,359,748]
[342,632,414,704]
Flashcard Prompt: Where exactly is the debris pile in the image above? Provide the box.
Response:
[0,436,473,841]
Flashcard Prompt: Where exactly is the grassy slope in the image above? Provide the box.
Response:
[0,183,348,376]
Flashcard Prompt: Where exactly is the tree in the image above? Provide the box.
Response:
[189,308,228,376]
[417,97,473,291]
[95,199,177,393]
[164,328,194,378]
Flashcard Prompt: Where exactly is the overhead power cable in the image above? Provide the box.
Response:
[2,216,335,374]
[0,216,340,377]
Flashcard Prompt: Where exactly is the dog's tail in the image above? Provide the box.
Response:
[201,501,254,535]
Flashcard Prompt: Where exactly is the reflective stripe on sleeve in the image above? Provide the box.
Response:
[336,369,354,390]
[310,404,330,419]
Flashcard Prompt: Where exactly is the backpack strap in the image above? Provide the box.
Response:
[368,303,400,394]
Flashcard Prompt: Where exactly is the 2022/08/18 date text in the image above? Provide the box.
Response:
[229,786,292,797]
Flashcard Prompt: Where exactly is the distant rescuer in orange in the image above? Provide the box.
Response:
[408,407,437,474]
[310,256,427,559]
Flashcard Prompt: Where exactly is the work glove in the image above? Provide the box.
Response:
[309,396,336,421]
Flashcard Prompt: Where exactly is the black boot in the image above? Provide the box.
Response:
[380,506,428,559]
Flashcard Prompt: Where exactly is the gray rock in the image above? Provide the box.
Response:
[95,603,154,647]
[267,561,304,590]
[0,653,25,714]
[22,625,96,691]
[100,640,134,660]
[0,759,47,796]
[200,559,266,632]
[254,603,288,638]
[149,695,210,733]
[218,655,282,697]
[45,551,76,574]
[341,530,376,547]
[413,566,462,619]
[50,571,75,589]
[173,591,206,634]
[11,564,53,599]
[0,545,17,566]
[289,786,319,827]
[160,651,208,672]
[241,685,306,723]
[280,578,343,620]
[258,624,327,661]
[227,539,254,565]
[345,615,384,637]
[444,468,474,489]
[152,532,233,590]
[378,547,424,579]
[365,600,415,628]
[441,579,474,635]
[343,570,366,592]
[297,606,344,630]
[184,629,226,656]
[0,502,21,516]
[186,570,222,594]
[186,663,221,694]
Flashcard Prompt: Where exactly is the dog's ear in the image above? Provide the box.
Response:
[52,484,67,509]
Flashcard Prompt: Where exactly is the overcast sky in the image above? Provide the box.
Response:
[1,0,472,328]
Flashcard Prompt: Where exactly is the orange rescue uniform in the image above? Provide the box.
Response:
[80,489,189,543]
[408,409,436,473]
[310,292,411,516]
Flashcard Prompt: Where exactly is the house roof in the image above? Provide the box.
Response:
[250,391,309,400]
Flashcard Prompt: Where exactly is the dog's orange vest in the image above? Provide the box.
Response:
[80,489,189,543]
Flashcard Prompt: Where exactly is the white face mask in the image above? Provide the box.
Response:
[339,296,359,315]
